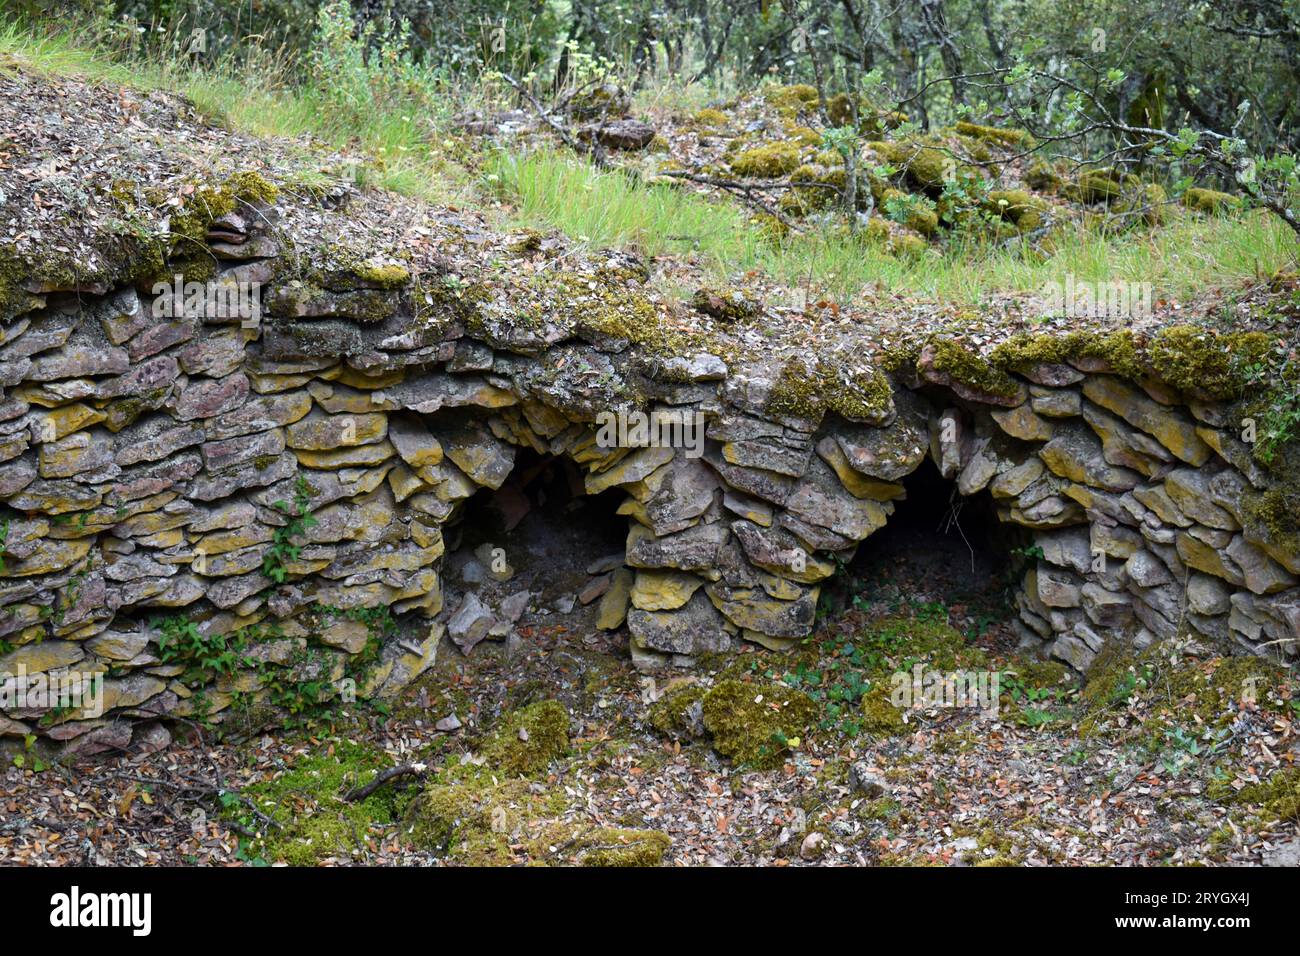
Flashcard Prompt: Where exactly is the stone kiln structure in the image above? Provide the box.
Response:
[2,71,1298,756]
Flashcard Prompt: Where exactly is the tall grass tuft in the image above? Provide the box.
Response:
[488,148,1297,305]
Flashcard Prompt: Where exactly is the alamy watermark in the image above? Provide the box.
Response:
[50,886,151,936]
[1040,273,1152,320]
[890,665,1001,717]
[0,665,104,719]
[595,408,705,458]
[152,274,262,328]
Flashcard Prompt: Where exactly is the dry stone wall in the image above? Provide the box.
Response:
[2,209,1298,756]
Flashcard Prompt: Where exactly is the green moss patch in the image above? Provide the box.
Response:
[925,337,1022,400]
[1147,326,1274,399]
[479,699,570,777]
[647,683,707,738]
[1079,640,1290,740]
[405,698,668,865]
[1222,767,1300,823]
[762,84,820,112]
[983,189,1046,231]
[238,737,405,865]
[699,679,817,769]
[532,823,671,866]
[765,355,894,423]
[872,138,983,194]
[953,121,1032,147]
[1182,187,1239,214]
[729,141,803,178]
[989,329,1144,379]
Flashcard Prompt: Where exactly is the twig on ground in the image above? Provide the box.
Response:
[342,763,428,803]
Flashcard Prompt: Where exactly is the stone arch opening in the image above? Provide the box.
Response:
[841,454,1030,613]
[439,445,631,655]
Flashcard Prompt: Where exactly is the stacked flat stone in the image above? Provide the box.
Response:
[2,212,1297,756]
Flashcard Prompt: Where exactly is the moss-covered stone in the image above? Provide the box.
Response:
[1073,168,1130,204]
[647,683,706,738]
[983,189,1046,231]
[925,337,1022,400]
[409,776,564,863]
[700,678,817,769]
[953,121,1032,147]
[1079,640,1288,739]
[1121,182,1168,226]
[763,84,820,112]
[1147,326,1275,400]
[1023,160,1063,194]
[784,124,823,147]
[881,188,939,235]
[541,269,682,354]
[351,261,411,289]
[765,355,893,424]
[1182,187,1239,214]
[872,137,988,195]
[729,141,803,178]
[1241,484,1300,566]
[169,169,279,247]
[692,108,730,128]
[887,232,929,258]
[989,329,1145,380]
[786,162,849,213]
[480,699,570,777]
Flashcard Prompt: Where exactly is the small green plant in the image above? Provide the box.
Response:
[263,476,318,585]
[154,613,254,688]
[1161,726,1204,776]
[1011,543,1045,562]
[11,734,47,772]
[38,567,88,631]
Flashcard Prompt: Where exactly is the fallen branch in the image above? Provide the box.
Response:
[499,72,599,167]
[342,762,428,803]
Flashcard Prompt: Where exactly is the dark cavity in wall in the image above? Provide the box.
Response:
[440,448,629,653]
[837,456,1030,615]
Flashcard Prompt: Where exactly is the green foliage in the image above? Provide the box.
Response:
[1001,663,1076,728]
[154,613,253,689]
[1011,543,1045,562]
[263,476,318,585]
[11,733,48,773]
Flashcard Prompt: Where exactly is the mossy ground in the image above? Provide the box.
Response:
[1078,639,1292,742]
[237,736,408,866]
[698,678,818,769]
[17,583,1294,866]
